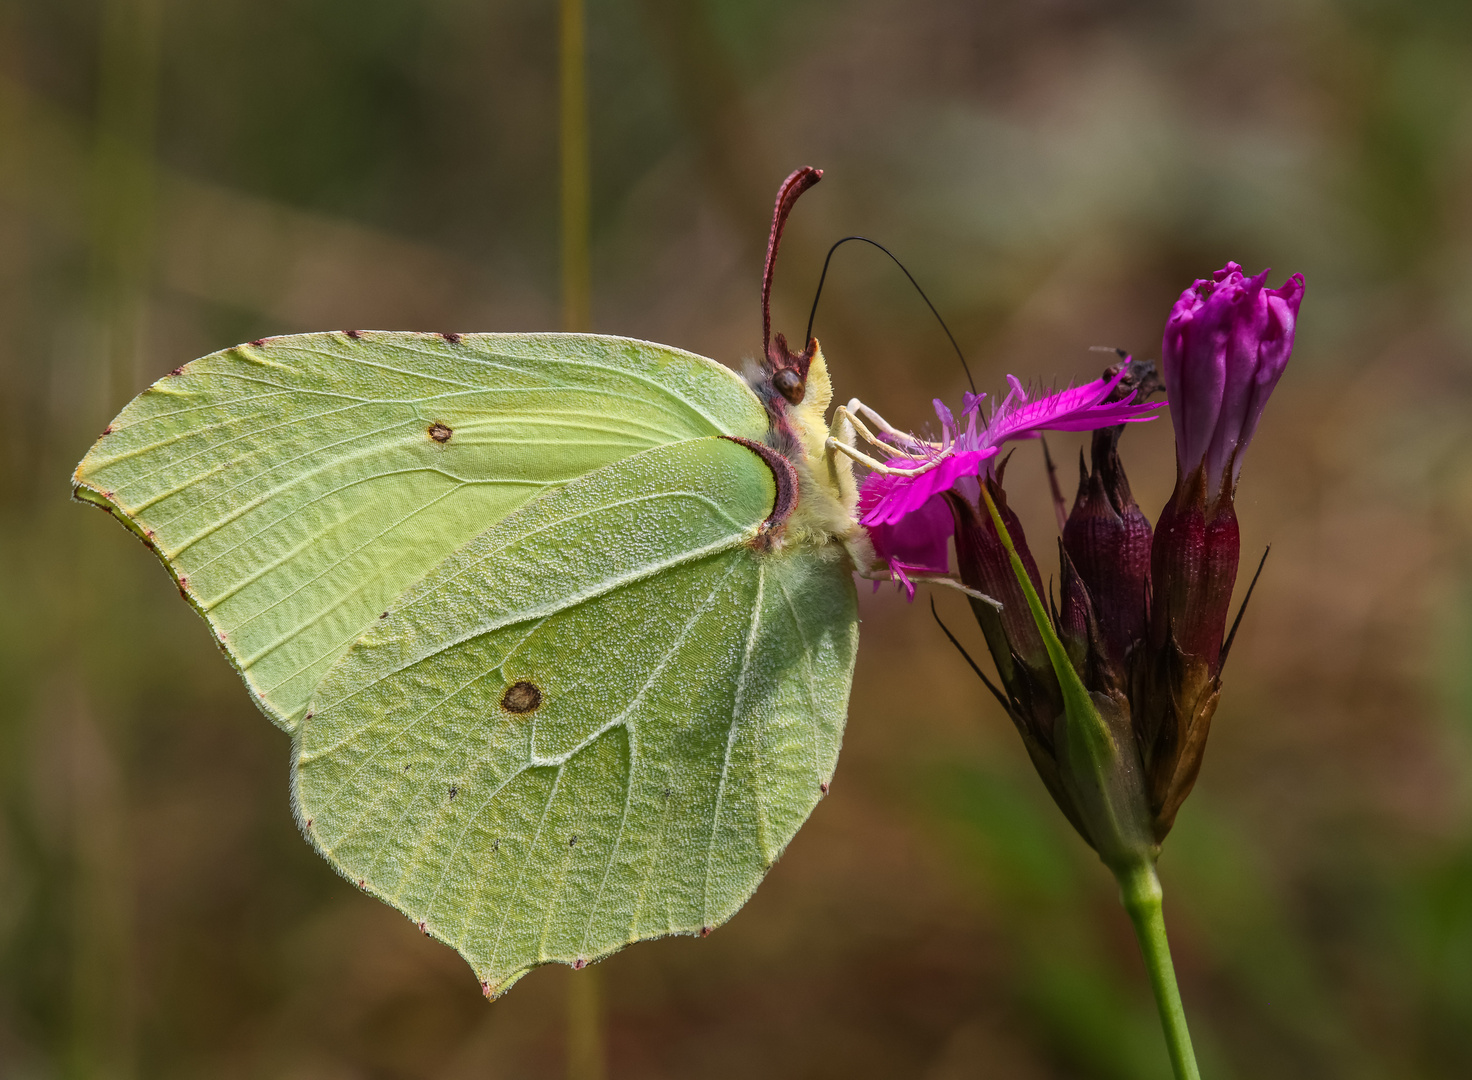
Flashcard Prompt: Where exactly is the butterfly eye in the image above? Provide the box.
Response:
[772,369,805,404]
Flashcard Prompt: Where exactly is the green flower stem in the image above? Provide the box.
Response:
[976,484,1201,1078]
[1116,860,1201,1080]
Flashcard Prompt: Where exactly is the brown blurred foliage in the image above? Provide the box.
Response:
[5,0,1472,1076]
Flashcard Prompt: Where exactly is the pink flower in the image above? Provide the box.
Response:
[860,372,1164,528]
[856,371,1163,600]
[858,472,955,600]
[1162,262,1304,498]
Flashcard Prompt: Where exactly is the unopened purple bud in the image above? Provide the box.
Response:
[1162,262,1303,501]
[1063,428,1153,673]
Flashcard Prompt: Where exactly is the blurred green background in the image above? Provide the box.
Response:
[4,0,1472,1076]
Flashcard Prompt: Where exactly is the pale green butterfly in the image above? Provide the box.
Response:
[73,167,886,996]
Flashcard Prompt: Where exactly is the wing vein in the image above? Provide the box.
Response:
[702,560,764,928]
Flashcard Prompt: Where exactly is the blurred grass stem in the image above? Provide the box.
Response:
[1118,861,1200,1080]
[560,0,604,1077]
[560,0,591,335]
[89,0,161,416]
[567,968,606,1080]
[67,0,163,1075]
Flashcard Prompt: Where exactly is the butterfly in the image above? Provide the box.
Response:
[72,166,885,996]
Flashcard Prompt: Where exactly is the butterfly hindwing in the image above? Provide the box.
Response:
[293,437,858,992]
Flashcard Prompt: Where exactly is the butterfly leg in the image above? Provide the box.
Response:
[825,438,949,477]
[825,398,950,473]
[841,399,938,452]
[856,567,1003,609]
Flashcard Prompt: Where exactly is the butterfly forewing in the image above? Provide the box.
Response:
[72,333,769,731]
[293,437,858,993]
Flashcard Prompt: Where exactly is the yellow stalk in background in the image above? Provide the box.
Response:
[560,0,591,336]
[560,0,604,1077]
[73,0,163,1076]
[90,0,161,416]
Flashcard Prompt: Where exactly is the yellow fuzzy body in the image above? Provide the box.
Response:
[776,343,874,569]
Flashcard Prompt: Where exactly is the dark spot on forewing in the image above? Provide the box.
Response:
[501,680,542,714]
[428,422,452,443]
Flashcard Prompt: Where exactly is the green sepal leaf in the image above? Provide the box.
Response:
[978,484,1153,870]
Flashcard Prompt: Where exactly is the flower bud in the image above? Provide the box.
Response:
[1138,263,1302,838]
[1063,426,1153,675]
[1162,262,1303,502]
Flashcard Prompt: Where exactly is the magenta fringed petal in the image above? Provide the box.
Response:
[859,450,995,528]
[858,373,1163,533]
[985,368,1164,444]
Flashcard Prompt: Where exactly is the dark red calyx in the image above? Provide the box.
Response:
[950,478,1062,745]
[1062,427,1153,671]
[1055,542,1092,673]
[1149,468,1240,671]
[1126,465,1239,842]
[1056,540,1121,695]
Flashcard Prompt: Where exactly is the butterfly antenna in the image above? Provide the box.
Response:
[762,167,823,367]
[1219,545,1270,674]
[930,597,1012,714]
[806,235,975,393]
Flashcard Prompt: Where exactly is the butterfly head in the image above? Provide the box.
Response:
[743,167,864,558]
[768,336,813,405]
